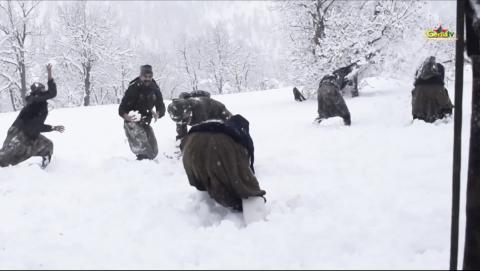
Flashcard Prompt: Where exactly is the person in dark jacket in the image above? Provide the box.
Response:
[293,87,306,102]
[119,65,166,160]
[0,64,65,169]
[181,114,265,211]
[315,74,352,126]
[411,56,453,123]
[167,96,232,141]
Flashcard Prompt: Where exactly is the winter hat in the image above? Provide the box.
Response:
[30,82,46,93]
[140,64,153,76]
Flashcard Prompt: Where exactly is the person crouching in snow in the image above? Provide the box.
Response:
[411,56,453,123]
[315,74,352,126]
[181,115,267,223]
[0,64,65,169]
[119,65,166,160]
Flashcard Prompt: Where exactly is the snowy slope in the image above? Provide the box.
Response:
[0,74,472,269]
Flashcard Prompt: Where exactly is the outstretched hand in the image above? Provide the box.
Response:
[47,63,53,80]
[53,125,65,133]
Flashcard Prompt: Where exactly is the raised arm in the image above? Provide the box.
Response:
[28,64,57,103]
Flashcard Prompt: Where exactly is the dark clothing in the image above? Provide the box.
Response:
[0,126,53,167]
[168,97,232,140]
[12,79,57,140]
[412,84,453,123]
[182,132,265,211]
[118,78,166,125]
[411,57,453,123]
[179,90,211,99]
[187,115,255,172]
[316,78,351,126]
[414,63,445,86]
[123,121,158,160]
[293,87,306,102]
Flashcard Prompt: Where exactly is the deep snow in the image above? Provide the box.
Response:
[0,73,473,269]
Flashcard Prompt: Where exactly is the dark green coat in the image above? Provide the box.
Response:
[412,85,453,123]
[317,82,351,125]
[182,132,265,211]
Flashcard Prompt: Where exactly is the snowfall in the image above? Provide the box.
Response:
[0,70,474,269]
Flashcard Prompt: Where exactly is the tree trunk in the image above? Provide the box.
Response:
[9,87,17,111]
[19,51,27,106]
[464,54,480,270]
[83,65,91,106]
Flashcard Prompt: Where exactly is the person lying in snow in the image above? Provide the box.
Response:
[118,65,166,160]
[411,56,453,123]
[181,115,266,222]
[0,64,65,169]
[167,96,232,142]
[315,74,352,126]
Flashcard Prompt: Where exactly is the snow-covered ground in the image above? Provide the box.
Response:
[0,73,472,269]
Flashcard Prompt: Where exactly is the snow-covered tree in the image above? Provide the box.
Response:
[55,1,131,106]
[0,0,41,109]
[278,0,426,91]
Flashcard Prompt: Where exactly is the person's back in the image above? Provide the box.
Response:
[316,74,351,125]
[412,57,453,122]
[189,97,232,125]
[182,114,266,219]
[414,57,445,86]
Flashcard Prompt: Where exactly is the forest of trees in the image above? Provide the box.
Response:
[0,0,456,112]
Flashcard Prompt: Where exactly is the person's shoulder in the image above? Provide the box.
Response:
[129,77,141,87]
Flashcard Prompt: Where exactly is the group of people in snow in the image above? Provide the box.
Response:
[0,55,454,220]
[0,64,266,222]
[293,56,453,126]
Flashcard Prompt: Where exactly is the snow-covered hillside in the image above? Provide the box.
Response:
[0,74,472,269]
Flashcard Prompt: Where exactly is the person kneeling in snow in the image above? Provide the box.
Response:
[315,74,352,126]
[0,64,65,169]
[411,56,453,123]
[181,115,266,220]
[167,96,232,142]
[119,65,166,160]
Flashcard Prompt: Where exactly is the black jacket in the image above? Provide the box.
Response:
[188,115,255,173]
[118,78,166,124]
[414,63,445,86]
[12,79,57,139]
